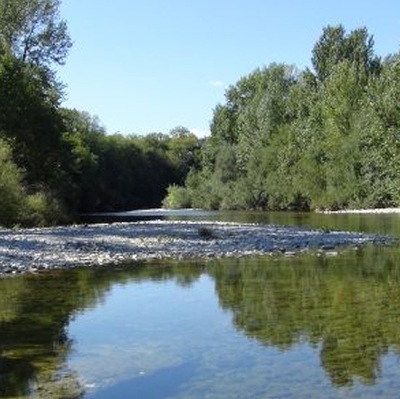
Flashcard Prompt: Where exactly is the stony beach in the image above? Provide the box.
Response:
[321,207,400,214]
[0,220,391,277]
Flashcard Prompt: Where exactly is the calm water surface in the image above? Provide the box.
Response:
[1,211,400,398]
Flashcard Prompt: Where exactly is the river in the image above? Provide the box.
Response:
[1,210,400,398]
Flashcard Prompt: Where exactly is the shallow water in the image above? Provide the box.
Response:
[1,211,400,398]
[82,208,400,236]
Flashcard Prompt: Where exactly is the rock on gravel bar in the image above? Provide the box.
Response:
[0,220,391,276]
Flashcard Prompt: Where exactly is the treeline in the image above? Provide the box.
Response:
[0,0,200,226]
[58,119,201,213]
[2,1,400,227]
[167,25,400,211]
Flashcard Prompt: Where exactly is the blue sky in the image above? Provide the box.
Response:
[57,0,400,136]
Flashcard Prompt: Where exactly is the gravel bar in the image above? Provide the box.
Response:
[321,207,400,214]
[0,220,391,276]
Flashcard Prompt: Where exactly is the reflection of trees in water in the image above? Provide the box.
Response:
[0,271,100,398]
[0,275,82,398]
[208,246,400,387]
[0,261,202,398]
[3,247,399,394]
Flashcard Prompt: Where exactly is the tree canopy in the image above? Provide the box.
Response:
[167,25,400,212]
[1,12,400,225]
[0,0,202,226]
[0,0,72,67]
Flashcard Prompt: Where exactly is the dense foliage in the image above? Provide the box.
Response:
[168,25,400,211]
[1,1,400,226]
[59,114,201,213]
[0,0,201,226]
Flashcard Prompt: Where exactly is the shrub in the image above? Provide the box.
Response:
[21,191,66,227]
[0,138,67,227]
[0,139,25,227]
[162,184,192,209]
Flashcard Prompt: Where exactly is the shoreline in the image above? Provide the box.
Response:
[0,220,391,277]
[319,207,400,214]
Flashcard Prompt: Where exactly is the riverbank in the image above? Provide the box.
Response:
[320,208,400,214]
[0,220,391,277]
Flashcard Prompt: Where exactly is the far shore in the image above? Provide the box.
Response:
[319,208,400,214]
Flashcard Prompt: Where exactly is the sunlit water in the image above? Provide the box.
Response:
[1,211,400,398]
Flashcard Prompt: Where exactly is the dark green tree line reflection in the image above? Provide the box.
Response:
[0,262,203,398]
[208,246,400,386]
[2,247,400,396]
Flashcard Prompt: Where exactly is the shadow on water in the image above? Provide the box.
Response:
[79,209,216,225]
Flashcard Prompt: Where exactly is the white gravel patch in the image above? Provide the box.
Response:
[0,220,390,276]
[320,208,400,214]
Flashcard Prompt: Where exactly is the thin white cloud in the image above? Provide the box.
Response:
[209,80,224,88]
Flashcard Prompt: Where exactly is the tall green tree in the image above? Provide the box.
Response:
[177,25,400,212]
[167,126,201,184]
[0,53,64,187]
[0,0,71,198]
[0,0,72,68]
[311,25,380,82]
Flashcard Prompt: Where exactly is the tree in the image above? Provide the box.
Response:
[311,25,347,82]
[0,138,25,226]
[225,64,297,165]
[167,126,201,183]
[0,53,65,187]
[353,55,400,207]
[0,0,72,68]
[311,25,380,82]
[180,25,397,211]
[0,0,71,208]
[210,104,238,145]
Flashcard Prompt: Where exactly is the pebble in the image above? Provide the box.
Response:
[0,220,392,277]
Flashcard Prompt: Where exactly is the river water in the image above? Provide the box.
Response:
[1,211,400,398]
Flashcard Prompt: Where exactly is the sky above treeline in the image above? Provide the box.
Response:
[58,0,400,137]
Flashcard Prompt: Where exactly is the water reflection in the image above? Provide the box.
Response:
[209,246,400,387]
[1,246,400,397]
[0,270,113,398]
[0,263,203,398]
[88,361,197,399]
